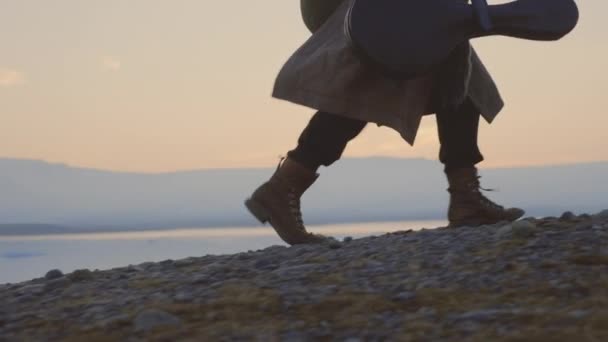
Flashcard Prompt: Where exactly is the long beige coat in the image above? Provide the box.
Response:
[273,0,504,145]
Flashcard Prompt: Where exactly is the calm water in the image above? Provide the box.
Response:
[0,220,446,284]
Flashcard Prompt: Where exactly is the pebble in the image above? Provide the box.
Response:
[127,265,145,273]
[328,241,343,249]
[45,269,64,280]
[93,314,131,329]
[44,277,71,291]
[133,309,182,332]
[237,253,251,260]
[174,259,195,268]
[454,309,515,321]
[16,284,45,296]
[595,209,608,220]
[253,259,277,271]
[174,291,194,303]
[568,310,590,319]
[15,294,34,303]
[272,264,325,278]
[68,269,94,282]
[511,220,537,238]
[393,291,416,301]
[496,224,513,237]
[560,211,577,221]
[343,338,363,342]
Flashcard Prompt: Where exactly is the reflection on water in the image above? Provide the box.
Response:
[0,220,446,241]
[0,220,446,284]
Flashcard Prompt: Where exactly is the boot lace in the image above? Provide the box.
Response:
[468,176,505,211]
[276,156,311,233]
[287,188,306,231]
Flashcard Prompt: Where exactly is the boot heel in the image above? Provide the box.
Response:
[244,198,270,224]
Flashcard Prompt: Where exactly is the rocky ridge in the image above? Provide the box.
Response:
[1,210,608,341]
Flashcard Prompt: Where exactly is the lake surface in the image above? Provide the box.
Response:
[0,220,446,284]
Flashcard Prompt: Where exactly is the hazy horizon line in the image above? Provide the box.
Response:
[1,156,607,175]
[0,216,451,237]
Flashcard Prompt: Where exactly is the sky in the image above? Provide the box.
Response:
[1,1,606,173]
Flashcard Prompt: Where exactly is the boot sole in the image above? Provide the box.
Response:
[244,198,270,224]
[244,198,327,245]
[449,212,525,228]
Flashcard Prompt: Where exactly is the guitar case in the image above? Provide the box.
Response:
[346,0,579,78]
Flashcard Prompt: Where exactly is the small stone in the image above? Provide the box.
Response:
[15,284,45,297]
[15,294,34,303]
[343,236,353,243]
[415,307,437,317]
[272,264,324,278]
[190,275,209,284]
[343,338,363,342]
[44,277,71,291]
[68,269,94,282]
[496,224,513,237]
[265,245,288,253]
[139,262,156,270]
[328,241,343,249]
[560,211,577,221]
[455,309,520,322]
[281,331,310,342]
[159,259,175,267]
[511,220,537,238]
[393,291,416,301]
[174,259,194,267]
[94,314,131,328]
[45,269,64,280]
[594,209,608,220]
[254,259,275,270]
[573,222,592,230]
[127,265,145,273]
[568,310,589,319]
[149,292,170,301]
[174,291,194,303]
[237,253,251,260]
[133,309,181,332]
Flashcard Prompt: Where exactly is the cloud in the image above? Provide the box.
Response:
[1,251,45,259]
[101,56,121,71]
[0,68,26,87]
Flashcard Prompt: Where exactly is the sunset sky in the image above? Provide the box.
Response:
[1,1,606,172]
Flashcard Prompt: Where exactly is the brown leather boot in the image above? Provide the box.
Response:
[446,167,525,227]
[244,157,327,245]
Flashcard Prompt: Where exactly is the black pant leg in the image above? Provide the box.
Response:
[288,111,367,170]
[436,98,484,172]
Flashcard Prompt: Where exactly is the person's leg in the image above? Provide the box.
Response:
[436,98,484,172]
[245,111,366,245]
[436,99,524,227]
[287,111,367,171]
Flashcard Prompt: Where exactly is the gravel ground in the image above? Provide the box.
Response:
[1,210,608,341]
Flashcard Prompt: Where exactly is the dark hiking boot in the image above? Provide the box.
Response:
[446,167,525,227]
[245,157,327,245]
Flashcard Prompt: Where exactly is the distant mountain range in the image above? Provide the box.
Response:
[0,157,606,235]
